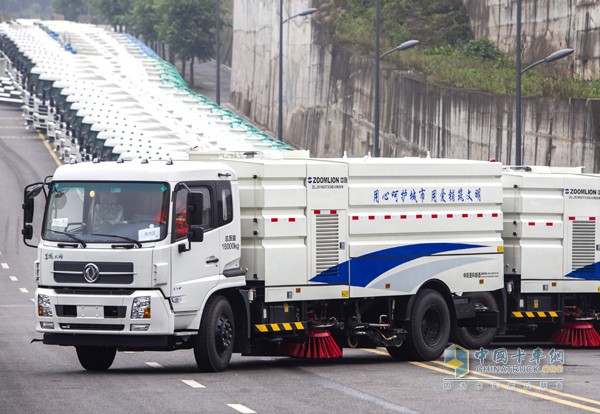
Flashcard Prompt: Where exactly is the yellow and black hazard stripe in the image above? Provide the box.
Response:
[254,322,305,333]
[511,311,560,318]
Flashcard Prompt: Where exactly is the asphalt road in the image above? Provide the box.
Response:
[1,102,600,414]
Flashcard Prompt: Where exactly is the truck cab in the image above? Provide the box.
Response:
[24,159,245,370]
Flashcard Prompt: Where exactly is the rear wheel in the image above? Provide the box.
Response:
[388,289,451,361]
[75,346,116,371]
[194,295,235,372]
[455,291,498,349]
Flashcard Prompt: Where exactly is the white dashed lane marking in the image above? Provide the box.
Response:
[19,288,29,293]
[1,263,9,269]
[227,404,256,414]
[9,276,17,281]
[145,362,163,368]
[181,380,205,389]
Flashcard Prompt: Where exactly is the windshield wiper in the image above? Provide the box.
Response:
[45,229,87,248]
[90,233,142,248]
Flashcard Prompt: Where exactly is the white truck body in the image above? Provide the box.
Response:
[34,156,503,336]
[26,156,600,371]
[220,156,504,300]
[502,166,600,299]
[25,155,505,370]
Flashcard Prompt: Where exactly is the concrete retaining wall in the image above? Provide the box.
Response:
[462,0,600,81]
[230,0,600,171]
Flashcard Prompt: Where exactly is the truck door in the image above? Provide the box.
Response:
[170,184,220,313]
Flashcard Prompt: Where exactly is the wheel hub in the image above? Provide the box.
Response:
[216,314,233,354]
[421,306,442,346]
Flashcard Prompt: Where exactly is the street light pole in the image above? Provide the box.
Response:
[373,0,418,158]
[215,0,221,105]
[380,40,419,59]
[374,0,381,156]
[515,0,573,166]
[277,4,318,141]
[515,0,522,166]
[515,8,573,168]
[278,0,284,141]
[521,48,574,73]
[277,4,317,142]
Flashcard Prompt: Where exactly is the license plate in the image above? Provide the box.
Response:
[77,306,104,318]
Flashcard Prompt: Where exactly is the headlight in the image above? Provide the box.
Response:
[38,294,52,317]
[131,296,151,319]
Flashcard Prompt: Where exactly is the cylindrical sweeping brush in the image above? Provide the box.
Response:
[551,322,600,347]
[280,330,343,359]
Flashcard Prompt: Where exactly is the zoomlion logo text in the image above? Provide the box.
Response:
[307,176,348,184]
[444,344,469,378]
[565,188,597,195]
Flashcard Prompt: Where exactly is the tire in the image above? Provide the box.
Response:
[386,345,409,361]
[455,291,498,349]
[194,295,235,372]
[390,289,451,361]
[75,346,116,371]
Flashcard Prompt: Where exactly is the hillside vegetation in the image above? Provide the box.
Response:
[330,0,600,99]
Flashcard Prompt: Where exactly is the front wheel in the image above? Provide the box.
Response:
[391,289,451,361]
[194,295,235,372]
[75,346,116,371]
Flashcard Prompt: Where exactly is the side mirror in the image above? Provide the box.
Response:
[25,182,45,201]
[22,224,33,240]
[178,225,204,253]
[23,182,44,223]
[23,198,34,224]
[22,182,45,248]
[186,192,204,226]
[188,225,204,242]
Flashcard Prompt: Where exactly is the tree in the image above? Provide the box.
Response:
[130,0,161,51]
[90,0,134,32]
[156,0,216,86]
[52,0,90,21]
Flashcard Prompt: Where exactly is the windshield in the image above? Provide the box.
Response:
[42,181,170,244]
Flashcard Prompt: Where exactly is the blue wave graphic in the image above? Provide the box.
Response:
[309,243,484,287]
[565,263,600,280]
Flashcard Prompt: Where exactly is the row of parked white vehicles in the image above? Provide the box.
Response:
[0,19,294,164]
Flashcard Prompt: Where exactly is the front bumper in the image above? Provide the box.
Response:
[35,287,174,337]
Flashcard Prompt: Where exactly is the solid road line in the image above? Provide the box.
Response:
[428,360,600,407]
[361,348,600,413]
[36,130,62,167]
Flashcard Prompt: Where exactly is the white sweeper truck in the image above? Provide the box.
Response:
[22,153,600,371]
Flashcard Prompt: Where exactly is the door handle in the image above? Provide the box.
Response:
[206,256,219,264]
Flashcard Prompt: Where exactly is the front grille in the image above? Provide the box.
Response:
[59,323,124,331]
[53,261,134,284]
